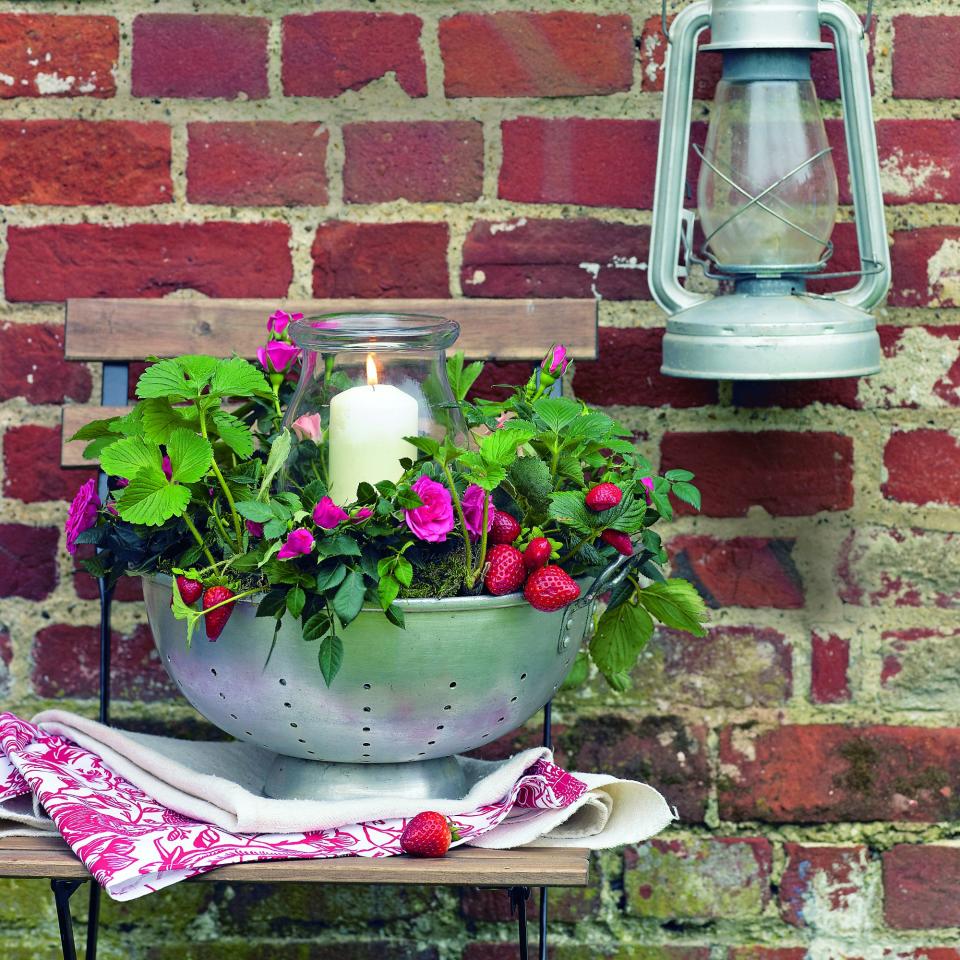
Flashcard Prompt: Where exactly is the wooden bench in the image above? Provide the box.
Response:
[2,297,599,960]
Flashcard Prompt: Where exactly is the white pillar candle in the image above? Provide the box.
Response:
[327,355,419,505]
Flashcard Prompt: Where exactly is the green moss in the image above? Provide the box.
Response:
[399,536,473,599]
[836,737,880,793]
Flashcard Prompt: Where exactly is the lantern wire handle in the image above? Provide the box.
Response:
[693,143,836,262]
[863,0,874,36]
[661,0,671,42]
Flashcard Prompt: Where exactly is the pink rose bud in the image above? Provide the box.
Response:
[351,507,373,522]
[313,496,348,529]
[246,520,264,538]
[541,344,569,376]
[461,484,493,539]
[641,476,655,503]
[404,475,455,543]
[257,340,300,374]
[267,310,292,335]
[292,413,323,443]
[64,478,100,556]
[161,455,172,480]
[277,527,315,560]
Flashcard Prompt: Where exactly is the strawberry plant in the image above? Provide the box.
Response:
[66,311,706,690]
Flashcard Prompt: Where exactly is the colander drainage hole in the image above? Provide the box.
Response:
[218,692,225,700]
[417,752,426,756]
[362,726,371,732]
[443,704,452,711]
[520,673,527,681]
[363,742,371,747]
[283,702,292,708]
[498,717,505,723]
[449,681,457,688]
[307,750,315,756]
[510,696,518,703]
[279,678,287,686]
[229,713,238,720]
[245,731,253,737]
[290,722,298,728]
[362,754,370,759]
[436,725,444,730]
[210,668,217,677]
[362,683,371,690]
[363,706,372,712]
[297,738,306,744]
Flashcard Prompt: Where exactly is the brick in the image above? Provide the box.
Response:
[312,222,449,298]
[780,844,870,929]
[880,629,960,710]
[837,526,960,609]
[861,326,960,410]
[728,951,808,960]
[461,884,599,923]
[556,715,710,822]
[0,14,117,99]
[668,536,804,609]
[811,633,851,704]
[440,12,633,98]
[831,120,960,206]
[465,949,710,960]
[0,524,59,600]
[32,623,175,701]
[719,725,960,822]
[5,222,292,302]
[659,431,853,518]
[0,323,91,403]
[470,361,538,402]
[3,425,95,502]
[625,838,772,920]
[132,15,267,100]
[0,629,11,699]
[146,945,437,960]
[883,430,960,507]
[282,13,426,99]
[634,626,792,709]
[343,121,482,203]
[731,378,859,410]
[890,227,960,308]
[187,122,328,206]
[893,16,960,99]
[574,328,716,408]
[638,16,722,97]
[461,219,650,300]
[500,118,660,209]
[73,545,143,603]
[884,845,960,929]
[0,121,170,206]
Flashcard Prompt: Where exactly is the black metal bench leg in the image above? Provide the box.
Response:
[86,882,101,960]
[508,885,531,960]
[51,878,85,960]
[540,700,551,959]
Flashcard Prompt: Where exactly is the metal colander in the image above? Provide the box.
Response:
[143,562,625,766]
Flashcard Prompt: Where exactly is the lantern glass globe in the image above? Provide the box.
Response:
[697,76,839,270]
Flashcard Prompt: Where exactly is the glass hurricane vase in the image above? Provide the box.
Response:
[283,314,465,505]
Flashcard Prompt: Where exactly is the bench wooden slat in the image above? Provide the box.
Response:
[65,299,598,362]
[0,836,589,886]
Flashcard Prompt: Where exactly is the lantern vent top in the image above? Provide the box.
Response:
[701,0,832,51]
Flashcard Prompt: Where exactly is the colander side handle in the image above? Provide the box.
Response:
[556,554,634,654]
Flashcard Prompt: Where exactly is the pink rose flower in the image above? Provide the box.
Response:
[541,344,569,376]
[257,340,300,374]
[292,413,323,442]
[65,478,100,555]
[313,496,348,529]
[641,476,655,503]
[351,507,373,522]
[246,520,264,538]
[461,484,492,539]
[404,475,455,543]
[278,527,315,560]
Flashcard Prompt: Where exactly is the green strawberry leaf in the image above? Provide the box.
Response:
[136,359,196,401]
[117,465,191,526]
[532,396,581,434]
[637,579,708,636]
[212,411,254,458]
[589,601,654,683]
[235,500,275,523]
[99,436,162,480]
[211,357,272,398]
[69,417,118,442]
[166,428,212,484]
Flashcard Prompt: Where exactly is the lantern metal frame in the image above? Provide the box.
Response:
[650,0,891,381]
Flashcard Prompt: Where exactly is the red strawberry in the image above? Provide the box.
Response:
[400,811,459,858]
[483,544,527,596]
[524,565,580,612]
[585,482,623,511]
[489,510,521,545]
[202,586,236,641]
[601,529,634,557]
[523,537,552,570]
[175,575,203,606]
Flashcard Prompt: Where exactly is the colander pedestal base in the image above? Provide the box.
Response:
[264,753,468,801]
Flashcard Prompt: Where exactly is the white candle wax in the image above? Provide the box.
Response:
[327,382,419,505]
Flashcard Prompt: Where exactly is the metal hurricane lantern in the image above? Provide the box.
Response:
[145,313,624,802]
[649,0,891,380]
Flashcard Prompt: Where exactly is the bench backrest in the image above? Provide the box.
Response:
[61,297,598,466]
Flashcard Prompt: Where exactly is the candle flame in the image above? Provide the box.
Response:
[366,353,378,387]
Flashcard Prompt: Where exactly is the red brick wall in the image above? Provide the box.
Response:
[1,3,959,956]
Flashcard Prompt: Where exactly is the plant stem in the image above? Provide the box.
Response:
[476,495,490,579]
[208,506,234,552]
[196,402,244,549]
[199,587,259,616]
[183,514,216,567]
[442,462,475,585]
[558,532,597,566]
